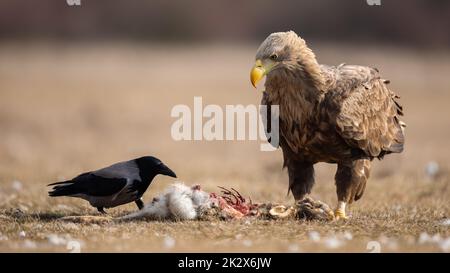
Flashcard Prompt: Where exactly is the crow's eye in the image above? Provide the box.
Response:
[270,54,278,60]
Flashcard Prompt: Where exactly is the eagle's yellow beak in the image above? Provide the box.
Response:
[250,59,266,88]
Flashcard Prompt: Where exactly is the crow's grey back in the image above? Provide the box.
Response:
[93,160,141,181]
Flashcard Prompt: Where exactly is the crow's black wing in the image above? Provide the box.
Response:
[48,172,128,197]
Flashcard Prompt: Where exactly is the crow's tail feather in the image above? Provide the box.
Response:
[47,180,73,186]
[48,181,80,197]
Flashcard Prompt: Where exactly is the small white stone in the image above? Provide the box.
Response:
[12,180,23,191]
[287,244,300,253]
[47,234,67,246]
[242,239,253,247]
[23,240,37,249]
[418,232,430,244]
[308,231,321,242]
[441,219,450,226]
[430,234,442,243]
[18,231,26,238]
[425,161,439,178]
[324,236,344,249]
[418,232,442,244]
[163,236,176,249]
[439,238,450,252]
[343,231,353,241]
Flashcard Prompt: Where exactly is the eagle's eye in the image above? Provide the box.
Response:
[270,54,278,60]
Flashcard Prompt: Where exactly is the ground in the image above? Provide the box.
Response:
[0,42,449,252]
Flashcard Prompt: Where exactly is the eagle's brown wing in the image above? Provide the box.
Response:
[322,65,405,158]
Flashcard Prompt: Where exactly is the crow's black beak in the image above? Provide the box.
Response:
[159,164,177,178]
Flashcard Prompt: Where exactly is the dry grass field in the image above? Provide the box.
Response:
[0,42,449,252]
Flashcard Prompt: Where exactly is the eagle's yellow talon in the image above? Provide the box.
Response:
[334,209,348,220]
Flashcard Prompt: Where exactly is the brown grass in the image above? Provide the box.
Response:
[0,42,449,252]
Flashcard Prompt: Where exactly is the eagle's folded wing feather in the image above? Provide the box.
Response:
[324,65,405,158]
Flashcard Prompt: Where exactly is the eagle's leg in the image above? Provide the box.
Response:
[135,198,145,210]
[335,201,347,220]
[334,159,371,220]
[286,161,315,201]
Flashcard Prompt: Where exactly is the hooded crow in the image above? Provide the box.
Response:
[48,156,177,213]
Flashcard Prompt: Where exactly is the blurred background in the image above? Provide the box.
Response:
[0,0,449,252]
[1,0,450,47]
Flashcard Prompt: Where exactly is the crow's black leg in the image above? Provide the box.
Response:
[97,207,107,214]
[135,198,144,210]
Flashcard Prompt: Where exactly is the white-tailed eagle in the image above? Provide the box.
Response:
[250,31,405,219]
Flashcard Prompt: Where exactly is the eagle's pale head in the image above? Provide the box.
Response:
[250,31,320,88]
